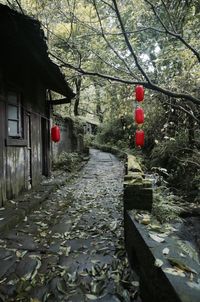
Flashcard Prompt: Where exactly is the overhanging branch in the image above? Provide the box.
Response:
[49,52,200,105]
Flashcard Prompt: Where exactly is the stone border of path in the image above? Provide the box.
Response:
[123,154,200,302]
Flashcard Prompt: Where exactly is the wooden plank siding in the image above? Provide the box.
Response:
[0,86,51,205]
[31,113,42,187]
[6,147,25,199]
[0,100,6,206]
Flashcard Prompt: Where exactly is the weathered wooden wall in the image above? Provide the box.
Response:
[0,100,6,206]
[6,147,25,199]
[0,72,50,205]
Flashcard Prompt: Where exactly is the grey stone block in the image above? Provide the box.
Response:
[124,185,153,211]
[124,210,200,302]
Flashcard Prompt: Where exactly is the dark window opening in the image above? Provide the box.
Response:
[7,92,22,138]
[6,92,27,147]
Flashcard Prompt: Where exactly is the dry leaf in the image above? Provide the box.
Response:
[186,281,200,290]
[163,267,185,277]
[30,299,41,302]
[86,294,98,300]
[149,233,165,243]
[167,257,197,274]
[154,259,163,267]
[162,248,169,255]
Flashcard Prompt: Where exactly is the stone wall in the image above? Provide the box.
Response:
[123,155,152,211]
[51,115,85,162]
[124,155,200,302]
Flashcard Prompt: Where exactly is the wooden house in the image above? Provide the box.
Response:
[0,5,74,206]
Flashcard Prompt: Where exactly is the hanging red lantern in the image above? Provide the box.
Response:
[135,129,144,147]
[51,125,60,143]
[135,107,144,124]
[135,85,144,102]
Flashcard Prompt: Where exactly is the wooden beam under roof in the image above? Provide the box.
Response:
[49,98,72,105]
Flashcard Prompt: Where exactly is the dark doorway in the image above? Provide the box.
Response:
[0,101,5,205]
[26,113,32,189]
[41,117,49,176]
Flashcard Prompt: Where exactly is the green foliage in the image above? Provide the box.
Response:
[148,131,200,196]
[84,133,95,147]
[52,152,82,172]
[150,132,187,167]
[95,115,136,150]
[143,100,166,152]
[152,187,184,223]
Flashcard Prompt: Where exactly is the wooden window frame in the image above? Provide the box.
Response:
[5,92,27,147]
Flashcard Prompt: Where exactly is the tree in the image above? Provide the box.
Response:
[46,0,200,105]
[2,0,200,120]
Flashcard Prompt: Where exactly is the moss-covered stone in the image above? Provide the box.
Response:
[128,155,143,173]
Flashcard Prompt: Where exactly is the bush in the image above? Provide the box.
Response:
[96,115,136,149]
[149,132,200,198]
[152,187,184,223]
[52,152,82,172]
[84,133,95,147]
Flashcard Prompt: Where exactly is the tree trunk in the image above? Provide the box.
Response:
[74,76,82,116]
[94,82,103,123]
[188,115,195,146]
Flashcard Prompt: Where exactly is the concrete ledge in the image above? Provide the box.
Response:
[124,210,200,302]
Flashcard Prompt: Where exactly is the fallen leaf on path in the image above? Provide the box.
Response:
[0,278,6,284]
[110,220,118,231]
[16,250,27,258]
[86,294,98,300]
[131,281,139,287]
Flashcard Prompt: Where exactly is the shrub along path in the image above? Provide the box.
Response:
[0,149,141,302]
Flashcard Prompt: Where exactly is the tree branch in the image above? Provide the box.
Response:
[14,0,25,14]
[112,0,151,82]
[162,101,200,123]
[49,52,200,105]
[93,0,138,79]
[144,0,200,63]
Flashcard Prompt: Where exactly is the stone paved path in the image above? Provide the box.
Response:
[0,149,141,302]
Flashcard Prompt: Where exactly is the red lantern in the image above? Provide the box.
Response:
[135,129,144,147]
[135,85,144,102]
[135,107,144,124]
[51,125,60,143]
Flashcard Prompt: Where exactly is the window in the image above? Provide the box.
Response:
[7,92,22,138]
[6,92,27,146]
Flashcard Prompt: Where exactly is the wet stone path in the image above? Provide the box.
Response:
[0,149,141,302]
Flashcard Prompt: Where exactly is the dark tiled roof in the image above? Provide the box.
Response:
[0,4,75,99]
